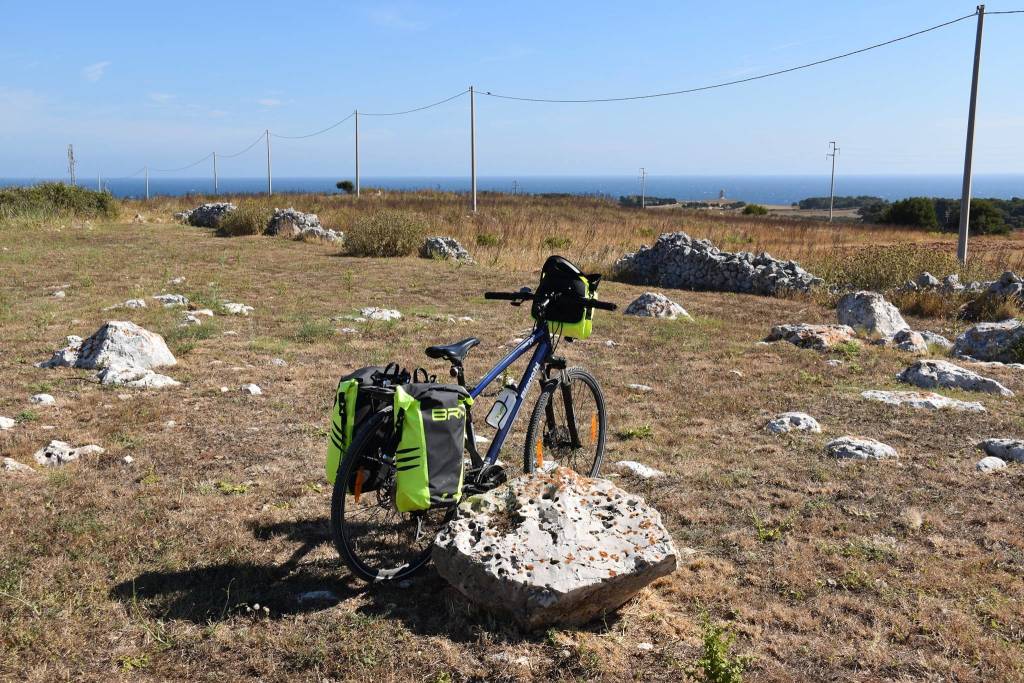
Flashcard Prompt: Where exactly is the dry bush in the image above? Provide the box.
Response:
[959,292,1023,322]
[345,209,427,257]
[888,290,968,320]
[219,201,273,236]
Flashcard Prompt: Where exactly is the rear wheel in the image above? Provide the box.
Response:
[523,367,606,477]
[330,409,455,582]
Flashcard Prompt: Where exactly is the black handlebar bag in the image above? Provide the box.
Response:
[532,255,601,340]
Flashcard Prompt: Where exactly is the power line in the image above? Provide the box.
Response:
[361,89,468,116]
[151,153,213,173]
[272,112,355,140]
[480,11,980,103]
[986,9,1024,13]
[217,133,266,159]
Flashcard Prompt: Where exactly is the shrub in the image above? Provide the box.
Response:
[814,244,959,292]
[543,235,572,249]
[345,210,426,257]
[686,616,751,683]
[476,233,500,247]
[294,318,335,343]
[882,197,938,229]
[0,182,118,220]
[742,204,768,216]
[219,202,272,236]
[336,180,355,194]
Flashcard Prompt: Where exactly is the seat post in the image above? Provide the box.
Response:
[449,361,466,387]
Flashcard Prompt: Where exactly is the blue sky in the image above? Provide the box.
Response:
[1,1,1021,178]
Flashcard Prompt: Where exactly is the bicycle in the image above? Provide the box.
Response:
[330,285,618,582]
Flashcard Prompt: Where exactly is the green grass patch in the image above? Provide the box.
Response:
[617,424,653,440]
[294,318,335,343]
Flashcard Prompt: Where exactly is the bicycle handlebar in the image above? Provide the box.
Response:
[483,291,618,311]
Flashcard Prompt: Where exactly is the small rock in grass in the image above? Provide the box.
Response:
[825,359,843,367]
[30,393,55,405]
[765,412,821,434]
[978,438,1024,463]
[99,366,180,388]
[888,329,928,355]
[420,236,473,262]
[976,456,1007,473]
[153,293,189,308]
[836,291,909,338]
[359,307,401,321]
[168,276,185,285]
[338,327,358,334]
[919,331,953,350]
[615,460,665,479]
[220,386,229,393]
[3,457,34,474]
[604,340,618,347]
[897,359,1013,396]
[861,389,985,412]
[270,358,287,367]
[52,290,66,299]
[241,383,262,396]
[114,298,147,310]
[122,455,134,465]
[637,643,655,652]
[0,416,15,431]
[765,324,857,351]
[223,302,254,316]
[627,383,653,392]
[826,437,897,461]
[33,440,105,467]
[624,292,690,319]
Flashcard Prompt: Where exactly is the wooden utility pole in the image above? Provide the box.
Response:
[957,5,985,265]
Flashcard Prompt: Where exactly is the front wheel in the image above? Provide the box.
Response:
[523,367,607,477]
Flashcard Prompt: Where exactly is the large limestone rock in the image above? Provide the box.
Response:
[764,324,857,351]
[433,467,677,629]
[978,438,1024,463]
[33,440,105,467]
[180,202,235,228]
[953,320,1024,363]
[837,291,908,338]
[38,321,176,372]
[826,437,897,461]
[615,231,820,296]
[861,389,985,412]
[265,208,341,242]
[624,292,690,319]
[897,359,1013,396]
[420,236,472,262]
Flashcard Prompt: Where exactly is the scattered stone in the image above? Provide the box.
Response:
[637,642,655,652]
[338,327,357,334]
[122,455,134,465]
[626,384,653,392]
[861,390,985,412]
[33,440,105,467]
[241,383,262,396]
[168,276,185,285]
[623,292,690,319]
[0,416,15,430]
[3,457,34,474]
[919,331,953,350]
[132,213,145,224]
[987,270,1024,299]
[163,420,176,429]
[98,366,180,388]
[728,369,744,378]
[52,290,66,299]
[220,386,229,393]
[615,231,820,295]
[976,456,1007,473]
[764,324,857,351]
[885,329,928,355]
[433,467,677,628]
[108,298,147,310]
[223,302,253,316]
[614,460,665,479]
[604,340,618,347]
[180,314,203,327]
[978,438,1024,463]
[825,359,843,367]
[952,320,1024,363]
[181,202,235,228]
[191,308,214,318]
[270,358,287,367]
[360,307,401,321]
[30,393,55,405]
[153,293,189,308]
[765,412,821,434]
[296,590,340,606]
[420,236,473,262]
[897,359,1013,396]
[837,291,908,338]
[38,321,176,372]
[826,437,897,461]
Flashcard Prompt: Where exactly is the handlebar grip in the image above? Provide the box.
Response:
[484,292,534,300]
[590,300,618,311]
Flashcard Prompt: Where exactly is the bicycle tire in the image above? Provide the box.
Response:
[522,367,607,477]
[330,408,454,582]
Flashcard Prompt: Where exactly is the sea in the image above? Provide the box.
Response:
[1,174,1021,205]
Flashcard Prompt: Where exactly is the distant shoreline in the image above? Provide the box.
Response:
[1,174,1021,204]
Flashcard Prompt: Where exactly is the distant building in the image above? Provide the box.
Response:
[719,189,726,200]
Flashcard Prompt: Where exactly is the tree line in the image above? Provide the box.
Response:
[799,195,1023,234]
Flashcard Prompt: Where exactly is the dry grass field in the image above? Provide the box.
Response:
[2,196,1023,681]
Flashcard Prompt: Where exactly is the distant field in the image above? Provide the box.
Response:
[1,197,1023,680]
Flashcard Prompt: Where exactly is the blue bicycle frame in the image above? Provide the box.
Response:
[468,323,553,467]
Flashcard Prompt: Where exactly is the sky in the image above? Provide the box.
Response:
[1,1,1022,179]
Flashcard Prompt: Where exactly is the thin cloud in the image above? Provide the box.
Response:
[208,109,228,118]
[82,61,111,82]
[148,92,175,103]
[368,8,426,31]
[257,98,282,107]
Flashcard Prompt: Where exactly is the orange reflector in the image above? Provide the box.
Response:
[590,413,598,442]
[536,439,543,469]
[354,468,366,503]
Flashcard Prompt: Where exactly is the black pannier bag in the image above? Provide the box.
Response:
[531,255,601,340]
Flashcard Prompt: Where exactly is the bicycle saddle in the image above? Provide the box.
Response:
[425,337,480,363]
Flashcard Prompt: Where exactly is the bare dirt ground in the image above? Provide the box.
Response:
[1,217,1023,681]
